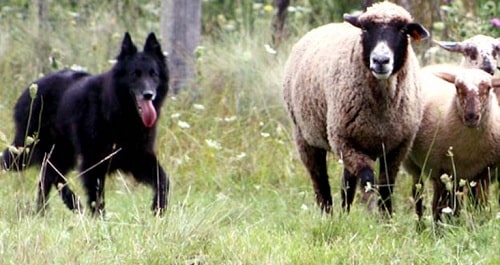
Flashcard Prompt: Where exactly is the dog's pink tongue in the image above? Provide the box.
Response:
[138,99,157,128]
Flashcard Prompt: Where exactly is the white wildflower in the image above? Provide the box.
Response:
[224,116,237,122]
[216,192,228,201]
[29,83,38,99]
[260,132,270,138]
[70,64,87,71]
[178,120,191,129]
[193,104,205,110]
[7,145,21,155]
[459,179,466,187]
[440,173,450,183]
[170,113,181,119]
[24,136,35,145]
[441,207,453,214]
[264,44,277,55]
[235,152,247,160]
[205,139,222,150]
[0,131,7,143]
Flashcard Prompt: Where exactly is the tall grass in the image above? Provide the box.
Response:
[0,2,499,264]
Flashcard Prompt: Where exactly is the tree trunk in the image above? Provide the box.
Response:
[161,0,202,94]
[34,0,51,73]
[271,0,290,48]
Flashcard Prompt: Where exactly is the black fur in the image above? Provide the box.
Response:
[359,22,410,74]
[2,32,169,216]
[344,14,428,76]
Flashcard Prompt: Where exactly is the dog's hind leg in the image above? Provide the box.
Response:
[36,145,80,213]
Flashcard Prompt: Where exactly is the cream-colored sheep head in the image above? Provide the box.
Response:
[434,35,500,75]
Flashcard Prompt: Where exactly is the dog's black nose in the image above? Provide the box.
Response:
[143,91,154,100]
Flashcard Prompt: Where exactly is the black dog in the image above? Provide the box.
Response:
[2,32,169,216]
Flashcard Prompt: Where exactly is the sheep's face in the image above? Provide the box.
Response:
[455,73,492,128]
[434,35,500,75]
[344,16,429,80]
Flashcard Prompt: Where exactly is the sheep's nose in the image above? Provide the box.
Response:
[372,55,390,66]
[482,65,495,75]
[464,112,480,123]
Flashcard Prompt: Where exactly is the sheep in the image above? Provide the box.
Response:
[282,1,429,215]
[433,35,500,75]
[404,65,500,222]
[434,35,500,205]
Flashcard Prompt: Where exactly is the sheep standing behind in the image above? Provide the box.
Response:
[434,35,500,75]
[434,35,500,206]
[404,65,500,221]
[283,2,429,214]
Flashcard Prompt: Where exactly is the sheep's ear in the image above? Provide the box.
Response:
[433,71,456,84]
[495,38,500,51]
[344,14,361,28]
[433,40,464,53]
[492,77,500,88]
[404,23,429,41]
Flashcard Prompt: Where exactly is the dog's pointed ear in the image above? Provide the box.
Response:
[144,32,165,61]
[117,32,138,60]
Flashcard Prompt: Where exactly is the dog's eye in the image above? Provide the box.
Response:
[132,70,142,78]
[149,69,157,77]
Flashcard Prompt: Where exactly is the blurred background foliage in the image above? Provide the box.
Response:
[1,0,497,38]
[0,0,498,86]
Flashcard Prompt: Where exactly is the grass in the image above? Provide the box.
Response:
[0,2,500,264]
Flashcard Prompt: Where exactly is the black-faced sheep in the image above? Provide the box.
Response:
[283,1,429,214]
[434,35,500,75]
[404,65,500,221]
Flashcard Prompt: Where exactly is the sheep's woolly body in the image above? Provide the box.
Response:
[283,1,428,216]
[404,66,500,220]
[283,21,422,176]
[358,1,413,24]
[405,66,500,182]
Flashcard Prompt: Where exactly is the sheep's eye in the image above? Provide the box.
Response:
[464,47,478,60]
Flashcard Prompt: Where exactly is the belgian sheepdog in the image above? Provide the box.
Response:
[2,32,169,216]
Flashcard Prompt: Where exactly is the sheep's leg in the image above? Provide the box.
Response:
[404,159,425,220]
[377,151,403,216]
[469,170,490,209]
[432,180,451,222]
[413,176,425,220]
[295,129,331,212]
[341,169,359,212]
[333,140,375,211]
[497,171,500,206]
